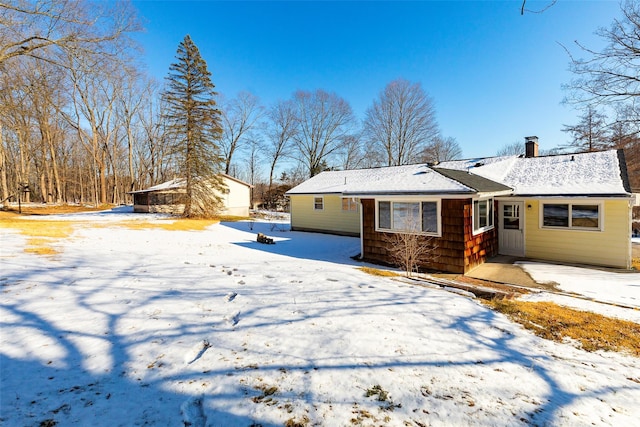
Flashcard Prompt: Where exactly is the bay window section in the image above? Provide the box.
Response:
[379,201,391,229]
[377,200,439,235]
[422,201,438,233]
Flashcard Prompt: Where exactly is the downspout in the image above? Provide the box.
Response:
[359,198,364,260]
[629,197,634,270]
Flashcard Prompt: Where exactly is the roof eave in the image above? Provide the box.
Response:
[285,191,344,196]
[343,190,477,197]
[510,192,633,198]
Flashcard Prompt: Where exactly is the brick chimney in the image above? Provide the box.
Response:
[525,136,539,158]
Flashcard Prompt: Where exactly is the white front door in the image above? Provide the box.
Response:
[499,201,525,257]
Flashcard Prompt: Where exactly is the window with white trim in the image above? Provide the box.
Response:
[314,197,324,210]
[473,198,494,233]
[341,197,358,212]
[377,200,439,235]
[542,203,600,230]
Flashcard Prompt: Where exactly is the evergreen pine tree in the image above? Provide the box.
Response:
[162,35,224,218]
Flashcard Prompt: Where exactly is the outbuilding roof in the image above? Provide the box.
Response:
[129,178,185,194]
[129,174,252,195]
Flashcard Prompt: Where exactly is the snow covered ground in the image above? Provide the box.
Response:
[1,207,639,426]
[517,262,640,323]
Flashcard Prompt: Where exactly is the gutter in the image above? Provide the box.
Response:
[359,198,364,260]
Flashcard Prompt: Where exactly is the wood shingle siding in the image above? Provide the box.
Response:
[360,198,498,274]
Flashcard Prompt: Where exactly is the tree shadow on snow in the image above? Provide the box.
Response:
[221,220,362,265]
[2,226,637,426]
[0,256,280,427]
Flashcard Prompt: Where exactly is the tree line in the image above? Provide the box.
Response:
[0,1,462,211]
[1,0,639,212]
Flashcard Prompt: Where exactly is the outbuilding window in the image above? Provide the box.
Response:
[376,200,440,235]
[314,197,324,210]
[542,203,600,230]
[473,198,494,234]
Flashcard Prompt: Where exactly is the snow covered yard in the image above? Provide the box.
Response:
[1,209,639,426]
[516,261,640,324]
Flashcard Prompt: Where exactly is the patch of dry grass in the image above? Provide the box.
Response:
[0,219,72,256]
[632,258,640,270]
[2,219,74,238]
[357,267,401,277]
[216,215,250,222]
[3,204,114,215]
[487,299,640,356]
[101,218,219,231]
[24,238,60,256]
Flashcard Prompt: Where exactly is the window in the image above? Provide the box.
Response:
[422,201,438,233]
[502,204,520,230]
[342,197,358,212]
[543,204,568,227]
[377,200,439,235]
[572,205,599,228]
[314,197,324,210]
[543,203,600,230]
[379,201,391,229]
[473,199,494,233]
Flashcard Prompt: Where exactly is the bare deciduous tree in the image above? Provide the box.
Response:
[264,99,296,194]
[383,216,438,277]
[565,1,640,108]
[220,91,263,176]
[0,124,10,207]
[520,0,557,15]
[363,78,439,166]
[496,141,525,156]
[563,2,640,186]
[562,106,609,152]
[422,136,462,163]
[336,134,364,170]
[0,0,140,66]
[608,105,640,189]
[292,89,355,177]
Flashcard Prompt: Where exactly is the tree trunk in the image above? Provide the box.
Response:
[46,128,62,203]
[0,124,10,208]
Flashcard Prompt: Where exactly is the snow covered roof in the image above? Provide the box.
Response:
[129,178,186,194]
[286,163,508,196]
[287,149,631,198]
[129,174,252,195]
[439,149,631,197]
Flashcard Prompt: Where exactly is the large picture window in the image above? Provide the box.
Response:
[542,203,600,230]
[377,200,439,235]
[473,199,494,233]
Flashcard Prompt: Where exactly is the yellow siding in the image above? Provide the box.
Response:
[524,199,631,268]
[290,194,360,236]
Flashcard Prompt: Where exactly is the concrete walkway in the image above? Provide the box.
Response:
[465,255,557,291]
[467,244,639,291]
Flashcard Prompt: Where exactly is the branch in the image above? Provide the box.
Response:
[521,0,557,15]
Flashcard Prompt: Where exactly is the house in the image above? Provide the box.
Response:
[286,138,634,273]
[130,174,252,217]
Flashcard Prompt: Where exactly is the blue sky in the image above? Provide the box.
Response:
[132,0,621,159]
